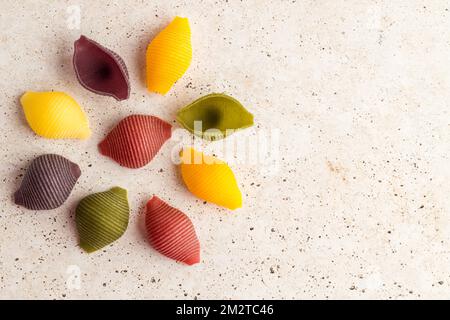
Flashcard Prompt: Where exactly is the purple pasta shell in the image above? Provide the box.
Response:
[14,154,81,210]
[73,35,130,101]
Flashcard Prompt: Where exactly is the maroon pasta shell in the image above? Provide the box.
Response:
[145,196,200,265]
[73,35,130,101]
[14,154,81,210]
[98,115,172,169]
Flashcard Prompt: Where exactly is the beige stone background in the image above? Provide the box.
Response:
[1,0,450,299]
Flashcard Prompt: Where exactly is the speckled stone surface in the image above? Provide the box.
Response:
[1,0,450,299]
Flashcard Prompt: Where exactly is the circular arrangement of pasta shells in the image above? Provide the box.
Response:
[73,35,130,101]
[20,91,91,139]
[180,148,243,210]
[145,196,200,265]
[75,187,130,253]
[177,93,254,141]
[146,16,192,95]
[14,154,81,210]
[98,115,172,169]
[15,16,255,265]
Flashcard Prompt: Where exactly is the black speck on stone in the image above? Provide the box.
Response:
[250,227,254,231]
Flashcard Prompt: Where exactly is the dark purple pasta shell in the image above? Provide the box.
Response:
[73,35,130,101]
[14,154,81,210]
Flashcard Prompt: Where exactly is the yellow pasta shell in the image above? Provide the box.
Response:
[20,91,91,139]
[180,148,242,210]
[146,16,192,95]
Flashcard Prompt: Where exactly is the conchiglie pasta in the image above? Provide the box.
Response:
[145,196,200,265]
[146,16,192,94]
[98,115,172,169]
[176,93,254,141]
[20,91,91,139]
[14,154,81,210]
[73,35,130,101]
[180,148,242,210]
[75,187,129,253]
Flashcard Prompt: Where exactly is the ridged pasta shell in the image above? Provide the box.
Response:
[146,16,192,94]
[75,187,129,253]
[73,35,130,101]
[14,154,81,210]
[180,148,242,210]
[98,115,172,169]
[20,91,91,139]
[145,196,200,265]
[177,93,254,140]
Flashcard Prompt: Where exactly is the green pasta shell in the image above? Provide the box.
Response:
[176,93,254,140]
[75,187,129,253]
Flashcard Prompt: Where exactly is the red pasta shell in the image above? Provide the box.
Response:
[145,196,200,265]
[98,115,172,168]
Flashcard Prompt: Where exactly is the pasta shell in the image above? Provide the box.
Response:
[20,91,91,139]
[180,148,242,210]
[73,35,130,101]
[145,196,200,265]
[75,187,129,253]
[14,154,81,210]
[98,115,172,169]
[146,16,192,94]
[177,93,254,140]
